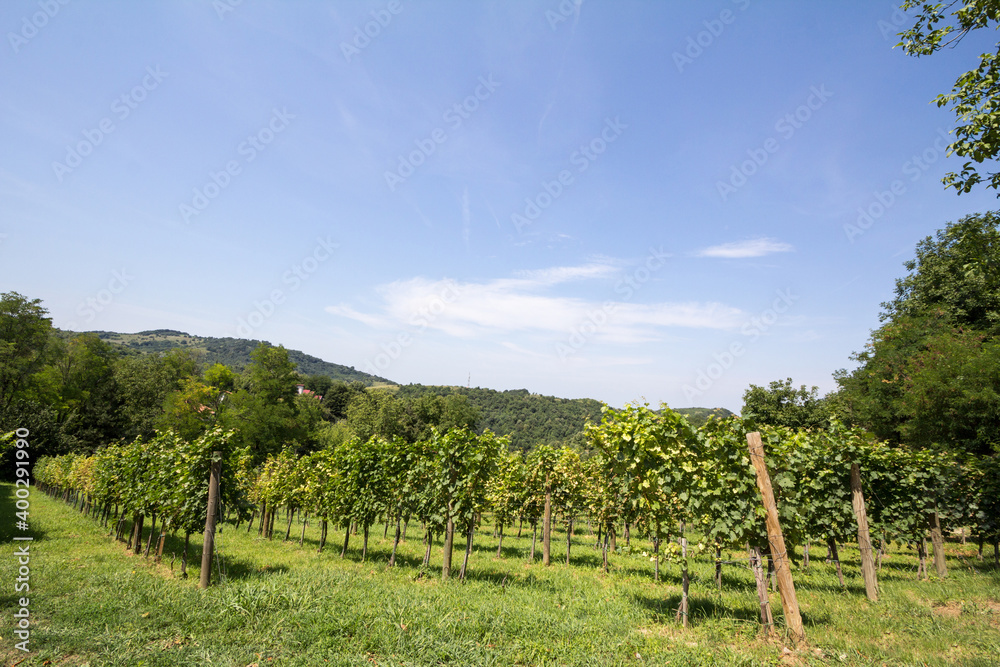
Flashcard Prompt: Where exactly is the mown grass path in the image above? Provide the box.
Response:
[1,483,998,666]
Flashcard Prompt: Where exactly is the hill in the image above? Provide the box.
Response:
[672,406,736,426]
[87,329,392,386]
[394,384,603,451]
[83,330,733,448]
[392,386,735,451]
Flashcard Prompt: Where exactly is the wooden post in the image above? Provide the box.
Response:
[929,511,947,579]
[676,531,690,627]
[199,452,222,589]
[542,477,552,566]
[565,518,573,565]
[715,545,723,590]
[746,431,806,644]
[850,463,879,601]
[748,545,774,631]
[442,502,454,580]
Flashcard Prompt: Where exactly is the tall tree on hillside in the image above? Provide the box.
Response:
[44,333,122,449]
[158,378,224,441]
[203,363,237,392]
[218,343,306,462]
[114,349,200,441]
[741,378,829,430]
[321,380,367,421]
[404,393,480,441]
[243,344,299,403]
[0,291,54,405]
[346,389,406,442]
[836,212,1000,456]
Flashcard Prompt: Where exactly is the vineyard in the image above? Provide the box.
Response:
[29,404,1000,646]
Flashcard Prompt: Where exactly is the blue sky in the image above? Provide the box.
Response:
[3,1,998,412]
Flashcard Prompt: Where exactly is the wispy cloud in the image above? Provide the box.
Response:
[696,238,794,259]
[326,262,745,344]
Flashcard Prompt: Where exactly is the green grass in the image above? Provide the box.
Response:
[1,484,998,666]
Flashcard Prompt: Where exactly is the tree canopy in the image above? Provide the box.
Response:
[740,378,829,430]
[835,211,1000,456]
[899,0,1000,195]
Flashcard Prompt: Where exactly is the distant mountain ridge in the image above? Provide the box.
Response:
[88,329,392,386]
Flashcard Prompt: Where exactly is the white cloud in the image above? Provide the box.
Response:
[513,262,618,285]
[326,262,745,343]
[696,238,794,259]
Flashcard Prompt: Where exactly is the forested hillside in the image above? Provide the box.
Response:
[392,384,731,450]
[394,385,603,451]
[92,330,390,385]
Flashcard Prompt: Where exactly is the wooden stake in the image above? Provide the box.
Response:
[676,530,690,627]
[746,431,806,644]
[748,545,773,632]
[199,452,221,589]
[565,518,573,565]
[542,478,552,566]
[850,463,879,601]
[929,511,947,579]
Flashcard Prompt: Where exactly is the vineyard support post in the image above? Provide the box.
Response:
[929,511,947,578]
[542,477,552,566]
[748,545,773,631]
[199,452,222,589]
[850,463,879,601]
[566,518,573,564]
[746,431,806,644]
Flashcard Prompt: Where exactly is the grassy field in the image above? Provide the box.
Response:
[1,483,998,666]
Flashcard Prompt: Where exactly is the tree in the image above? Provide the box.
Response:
[899,1,1000,195]
[46,334,122,450]
[346,389,406,442]
[114,350,200,442]
[836,212,1000,456]
[218,344,309,462]
[741,378,829,430]
[321,381,367,421]
[0,292,54,405]
[882,211,1000,331]
[158,378,223,441]
[203,363,237,392]
[242,344,298,404]
[404,393,480,441]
